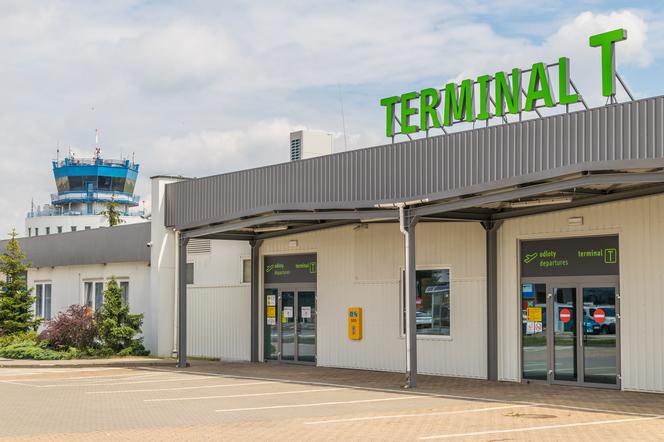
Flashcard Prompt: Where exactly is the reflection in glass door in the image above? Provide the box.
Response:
[582,287,618,385]
[281,292,295,361]
[297,291,316,363]
[553,287,577,382]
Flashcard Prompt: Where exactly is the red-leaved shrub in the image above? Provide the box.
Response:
[37,305,97,350]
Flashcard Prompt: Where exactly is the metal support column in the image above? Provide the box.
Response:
[400,207,418,388]
[250,239,263,362]
[176,235,189,368]
[481,220,502,381]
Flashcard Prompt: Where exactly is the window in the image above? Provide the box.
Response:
[84,281,105,312]
[71,226,77,232]
[35,228,39,237]
[35,283,52,320]
[112,177,126,193]
[402,269,451,336]
[186,263,194,285]
[28,228,31,237]
[45,227,50,235]
[120,281,129,305]
[86,203,93,215]
[57,226,63,233]
[98,176,112,190]
[242,258,252,283]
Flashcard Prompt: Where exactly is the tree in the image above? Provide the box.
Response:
[99,197,125,227]
[0,230,40,335]
[96,277,147,355]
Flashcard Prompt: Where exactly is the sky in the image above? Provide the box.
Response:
[2,0,664,236]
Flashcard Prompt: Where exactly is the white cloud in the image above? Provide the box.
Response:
[0,2,660,236]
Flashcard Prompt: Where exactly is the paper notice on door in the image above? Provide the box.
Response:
[267,317,276,325]
[301,306,312,319]
[267,295,276,307]
[526,321,535,335]
[527,307,542,322]
[534,322,543,333]
[266,306,276,318]
[283,306,293,318]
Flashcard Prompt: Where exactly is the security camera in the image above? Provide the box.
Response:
[147,241,153,248]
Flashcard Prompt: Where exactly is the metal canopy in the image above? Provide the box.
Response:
[166,95,664,234]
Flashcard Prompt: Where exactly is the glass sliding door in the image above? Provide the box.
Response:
[296,291,316,363]
[552,286,577,382]
[521,283,548,381]
[264,288,279,361]
[280,292,295,361]
[582,286,618,385]
[264,284,316,364]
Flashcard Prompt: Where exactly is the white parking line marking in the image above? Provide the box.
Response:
[88,381,274,394]
[419,416,664,440]
[143,368,660,419]
[0,380,35,387]
[21,372,161,384]
[305,404,531,425]
[145,387,343,402]
[35,375,216,388]
[216,396,423,412]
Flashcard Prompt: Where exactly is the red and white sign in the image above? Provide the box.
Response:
[593,308,606,324]
[560,308,572,323]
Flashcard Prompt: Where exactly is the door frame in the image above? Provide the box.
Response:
[520,275,620,389]
[264,282,317,365]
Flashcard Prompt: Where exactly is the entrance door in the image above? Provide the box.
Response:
[264,288,316,363]
[581,286,618,385]
[521,280,619,388]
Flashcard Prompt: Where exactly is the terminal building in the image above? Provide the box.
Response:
[5,52,664,393]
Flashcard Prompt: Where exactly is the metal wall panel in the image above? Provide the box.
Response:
[0,223,151,268]
[187,286,251,361]
[497,193,664,392]
[259,222,487,378]
[165,97,664,229]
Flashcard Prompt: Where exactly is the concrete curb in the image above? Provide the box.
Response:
[0,358,175,369]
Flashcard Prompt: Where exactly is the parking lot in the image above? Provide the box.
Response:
[0,361,663,441]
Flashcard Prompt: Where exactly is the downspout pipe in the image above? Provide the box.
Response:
[376,199,427,388]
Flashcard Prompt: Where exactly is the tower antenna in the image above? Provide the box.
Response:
[94,128,101,159]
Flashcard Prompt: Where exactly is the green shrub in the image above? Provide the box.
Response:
[0,340,77,360]
[0,331,36,348]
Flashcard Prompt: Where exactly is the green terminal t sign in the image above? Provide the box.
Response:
[381,29,628,138]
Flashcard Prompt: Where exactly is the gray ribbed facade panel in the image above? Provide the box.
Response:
[0,222,151,268]
[165,96,664,229]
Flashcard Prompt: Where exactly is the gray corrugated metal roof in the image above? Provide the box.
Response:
[164,96,664,230]
[0,222,151,268]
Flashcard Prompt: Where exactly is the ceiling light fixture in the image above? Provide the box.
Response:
[507,196,573,208]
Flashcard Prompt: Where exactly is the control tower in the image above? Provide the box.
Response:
[26,137,147,236]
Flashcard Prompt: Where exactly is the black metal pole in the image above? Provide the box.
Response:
[250,239,262,362]
[176,235,189,368]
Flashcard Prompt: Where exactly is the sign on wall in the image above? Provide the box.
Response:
[264,254,317,284]
[520,235,619,277]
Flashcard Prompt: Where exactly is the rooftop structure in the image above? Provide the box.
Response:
[25,133,146,236]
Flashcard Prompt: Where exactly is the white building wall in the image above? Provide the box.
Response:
[260,222,487,378]
[497,193,664,393]
[186,239,251,361]
[28,262,150,328]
